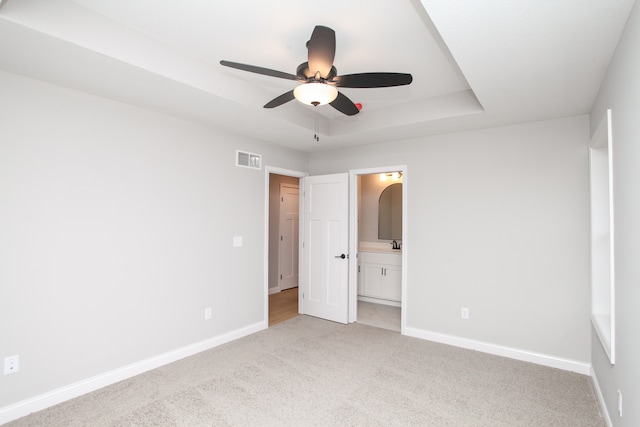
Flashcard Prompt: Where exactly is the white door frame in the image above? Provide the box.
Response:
[264,166,308,328]
[349,165,408,334]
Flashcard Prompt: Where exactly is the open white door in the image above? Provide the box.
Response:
[300,173,349,324]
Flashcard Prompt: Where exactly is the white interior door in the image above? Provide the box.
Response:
[300,173,349,324]
[279,184,299,290]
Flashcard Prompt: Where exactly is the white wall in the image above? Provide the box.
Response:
[589,1,640,425]
[0,70,308,411]
[310,115,591,364]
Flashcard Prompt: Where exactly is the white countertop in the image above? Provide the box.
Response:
[359,241,402,253]
[359,246,402,254]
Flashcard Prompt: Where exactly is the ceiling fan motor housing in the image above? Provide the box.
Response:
[297,62,337,81]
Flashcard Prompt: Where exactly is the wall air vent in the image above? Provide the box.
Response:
[236,150,262,170]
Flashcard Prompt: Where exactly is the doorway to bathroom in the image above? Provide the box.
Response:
[349,166,407,333]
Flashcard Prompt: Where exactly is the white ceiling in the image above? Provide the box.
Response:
[0,0,635,152]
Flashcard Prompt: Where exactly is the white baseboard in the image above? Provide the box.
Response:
[0,321,266,425]
[591,369,613,427]
[403,326,591,375]
[357,295,401,307]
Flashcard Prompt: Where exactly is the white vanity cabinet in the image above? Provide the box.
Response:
[358,251,401,303]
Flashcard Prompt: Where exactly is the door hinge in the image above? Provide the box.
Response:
[280,274,282,280]
[280,235,283,241]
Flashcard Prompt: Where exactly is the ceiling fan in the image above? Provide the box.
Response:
[220,25,413,116]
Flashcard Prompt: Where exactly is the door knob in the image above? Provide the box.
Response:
[335,254,347,259]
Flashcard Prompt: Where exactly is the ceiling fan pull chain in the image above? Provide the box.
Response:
[313,103,320,141]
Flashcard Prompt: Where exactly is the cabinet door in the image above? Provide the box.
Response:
[362,263,385,298]
[383,264,402,302]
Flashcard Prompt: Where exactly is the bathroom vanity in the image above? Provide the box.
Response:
[358,249,402,305]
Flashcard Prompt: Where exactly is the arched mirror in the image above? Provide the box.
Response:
[378,183,402,240]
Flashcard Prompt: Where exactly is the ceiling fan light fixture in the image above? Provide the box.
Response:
[293,83,338,106]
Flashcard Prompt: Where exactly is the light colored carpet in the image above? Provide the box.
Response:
[357,300,401,332]
[7,315,604,426]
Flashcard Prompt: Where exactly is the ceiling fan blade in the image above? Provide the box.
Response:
[329,91,360,116]
[307,26,336,79]
[334,72,413,88]
[220,60,298,81]
[264,90,295,108]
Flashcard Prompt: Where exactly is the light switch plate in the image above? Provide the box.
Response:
[233,236,243,247]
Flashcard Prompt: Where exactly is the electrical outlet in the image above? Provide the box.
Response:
[233,236,243,247]
[204,307,212,320]
[618,390,622,417]
[461,307,469,320]
[4,355,19,375]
